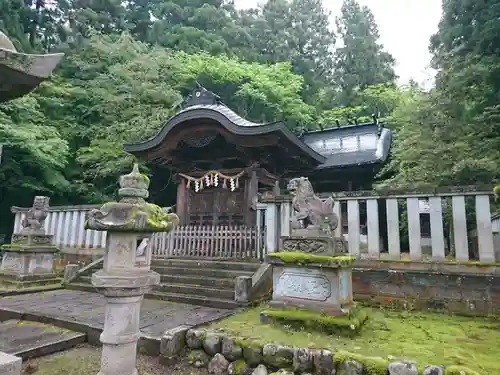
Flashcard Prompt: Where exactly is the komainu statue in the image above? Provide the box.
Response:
[287,177,338,234]
[21,196,50,233]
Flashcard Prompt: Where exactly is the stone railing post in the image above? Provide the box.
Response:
[85,164,179,375]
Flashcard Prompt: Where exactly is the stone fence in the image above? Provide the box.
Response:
[259,185,499,264]
[157,327,476,375]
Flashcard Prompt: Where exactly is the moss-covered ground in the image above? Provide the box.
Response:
[208,306,500,374]
[22,345,208,375]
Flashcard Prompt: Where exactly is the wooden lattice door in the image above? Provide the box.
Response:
[187,188,245,226]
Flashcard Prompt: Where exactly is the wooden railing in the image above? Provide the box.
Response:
[260,186,499,264]
[151,225,262,259]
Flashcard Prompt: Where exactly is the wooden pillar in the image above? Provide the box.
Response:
[245,170,259,226]
[273,180,280,196]
[176,178,187,225]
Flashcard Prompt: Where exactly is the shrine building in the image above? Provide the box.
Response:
[124,87,392,228]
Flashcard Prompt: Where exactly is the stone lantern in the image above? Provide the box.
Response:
[0,31,63,104]
[85,163,179,375]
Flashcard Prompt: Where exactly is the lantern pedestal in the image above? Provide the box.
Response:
[85,164,179,375]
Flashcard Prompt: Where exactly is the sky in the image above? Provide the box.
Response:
[233,0,443,86]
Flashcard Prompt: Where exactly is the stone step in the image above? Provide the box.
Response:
[160,274,235,288]
[152,258,260,272]
[151,266,254,279]
[64,282,95,293]
[0,319,86,360]
[155,283,234,300]
[148,291,239,310]
[74,274,237,290]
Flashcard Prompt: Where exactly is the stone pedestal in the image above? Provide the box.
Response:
[0,197,59,289]
[0,352,21,375]
[85,164,179,375]
[282,231,348,256]
[266,256,353,315]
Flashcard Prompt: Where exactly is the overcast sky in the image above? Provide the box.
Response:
[233,0,443,86]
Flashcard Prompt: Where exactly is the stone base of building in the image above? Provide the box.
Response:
[1,246,58,273]
[0,245,60,289]
[267,258,353,315]
[0,272,60,289]
[0,351,22,375]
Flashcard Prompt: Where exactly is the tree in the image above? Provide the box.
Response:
[0,96,69,234]
[430,0,500,118]
[334,0,396,106]
[146,0,242,55]
[0,0,64,52]
[30,33,317,201]
[57,0,128,43]
[241,0,336,102]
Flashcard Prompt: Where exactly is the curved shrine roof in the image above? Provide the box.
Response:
[124,87,392,170]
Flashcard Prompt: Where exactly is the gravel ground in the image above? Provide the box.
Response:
[22,345,208,375]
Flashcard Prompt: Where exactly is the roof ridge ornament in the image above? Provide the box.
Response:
[183,85,222,108]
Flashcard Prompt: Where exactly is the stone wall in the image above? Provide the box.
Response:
[159,327,477,375]
[352,267,500,314]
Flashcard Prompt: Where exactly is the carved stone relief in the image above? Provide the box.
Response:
[275,272,331,301]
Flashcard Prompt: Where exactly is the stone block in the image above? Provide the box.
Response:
[0,351,21,375]
[221,337,242,361]
[1,250,56,275]
[262,344,293,368]
[293,347,313,373]
[312,349,334,375]
[208,353,230,375]
[203,333,222,355]
[186,328,206,349]
[63,264,80,283]
[388,361,418,375]
[270,263,353,315]
[235,276,252,303]
[159,325,190,365]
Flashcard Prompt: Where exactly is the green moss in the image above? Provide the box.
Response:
[140,173,151,185]
[1,244,23,249]
[144,203,171,231]
[444,365,480,375]
[231,359,247,375]
[262,307,368,336]
[493,185,500,200]
[233,337,262,349]
[209,306,499,374]
[334,350,389,375]
[268,252,355,267]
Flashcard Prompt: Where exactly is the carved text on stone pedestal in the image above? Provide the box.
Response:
[1,253,21,272]
[276,272,331,301]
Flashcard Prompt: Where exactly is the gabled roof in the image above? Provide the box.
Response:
[301,122,392,169]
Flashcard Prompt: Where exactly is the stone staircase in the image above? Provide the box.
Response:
[66,257,261,310]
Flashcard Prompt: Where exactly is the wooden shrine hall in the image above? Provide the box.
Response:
[124,87,392,228]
